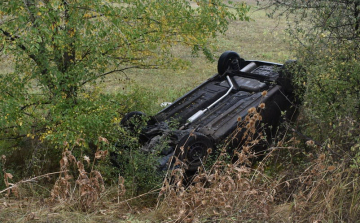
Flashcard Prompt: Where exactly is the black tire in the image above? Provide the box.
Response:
[120,111,146,133]
[217,51,243,76]
[175,132,213,172]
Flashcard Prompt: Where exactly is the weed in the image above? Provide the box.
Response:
[1,155,18,198]
[48,137,111,211]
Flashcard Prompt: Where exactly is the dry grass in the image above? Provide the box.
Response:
[1,117,359,222]
[152,104,273,222]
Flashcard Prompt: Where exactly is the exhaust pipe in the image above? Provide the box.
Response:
[188,75,234,123]
[240,62,257,73]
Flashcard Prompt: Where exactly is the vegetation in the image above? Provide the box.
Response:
[261,0,360,221]
[264,0,360,140]
[0,0,249,177]
[1,0,359,222]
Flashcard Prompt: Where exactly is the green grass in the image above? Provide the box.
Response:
[215,5,292,62]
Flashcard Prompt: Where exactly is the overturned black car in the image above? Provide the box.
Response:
[120,51,300,173]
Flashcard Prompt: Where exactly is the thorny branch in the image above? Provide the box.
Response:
[81,65,159,86]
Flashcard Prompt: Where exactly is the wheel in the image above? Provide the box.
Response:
[217,51,243,76]
[175,132,214,172]
[120,111,146,133]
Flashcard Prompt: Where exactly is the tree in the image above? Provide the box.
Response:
[1,0,249,100]
[263,0,360,45]
[0,0,250,174]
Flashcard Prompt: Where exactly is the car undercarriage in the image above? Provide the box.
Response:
[119,51,300,172]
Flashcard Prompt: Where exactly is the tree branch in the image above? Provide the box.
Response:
[0,171,67,195]
[20,101,51,111]
[81,66,139,86]
[81,65,160,86]
[0,28,39,64]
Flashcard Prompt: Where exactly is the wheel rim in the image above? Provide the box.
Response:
[187,142,208,163]
[177,133,213,171]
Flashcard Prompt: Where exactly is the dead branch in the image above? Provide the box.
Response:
[0,171,67,195]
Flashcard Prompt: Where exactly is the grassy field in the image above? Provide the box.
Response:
[0,1,297,222]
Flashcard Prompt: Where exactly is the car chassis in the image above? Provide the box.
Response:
[120,51,298,172]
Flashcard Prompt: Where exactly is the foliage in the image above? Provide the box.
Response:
[0,0,250,176]
[114,147,164,195]
[112,127,164,195]
[0,0,250,100]
[264,0,360,43]
[261,0,360,159]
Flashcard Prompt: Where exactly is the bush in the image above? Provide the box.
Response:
[0,84,158,177]
[263,0,360,162]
